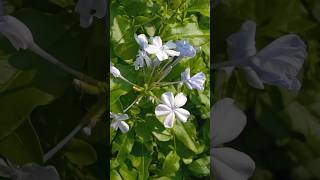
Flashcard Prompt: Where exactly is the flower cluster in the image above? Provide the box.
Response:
[110,34,206,132]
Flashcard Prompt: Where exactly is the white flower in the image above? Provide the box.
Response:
[211,98,255,180]
[181,68,206,91]
[0,15,34,50]
[75,0,106,28]
[135,34,149,50]
[145,36,180,61]
[110,64,121,78]
[176,40,197,58]
[155,92,190,128]
[223,20,307,91]
[134,50,151,70]
[0,158,60,180]
[110,113,130,133]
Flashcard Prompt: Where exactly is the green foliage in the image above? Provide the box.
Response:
[0,0,106,179]
[110,0,210,179]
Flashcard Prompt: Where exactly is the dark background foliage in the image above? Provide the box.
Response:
[213,0,320,179]
[0,0,107,179]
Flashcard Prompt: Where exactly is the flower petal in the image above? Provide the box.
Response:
[190,72,206,90]
[211,98,246,146]
[145,45,159,54]
[0,16,34,50]
[110,120,119,130]
[174,108,190,123]
[165,49,180,57]
[135,34,148,49]
[156,50,169,61]
[251,34,306,91]
[161,92,175,108]
[155,104,171,116]
[18,164,61,180]
[242,66,264,89]
[110,64,121,77]
[164,112,175,128]
[181,68,191,82]
[151,36,162,47]
[164,40,176,49]
[174,93,187,107]
[227,20,257,60]
[118,121,129,133]
[212,147,255,180]
[117,114,129,121]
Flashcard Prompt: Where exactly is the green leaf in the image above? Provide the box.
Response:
[164,22,210,46]
[112,131,135,163]
[187,156,210,177]
[285,101,320,152]
[64,138,97,166]
[173,120,202,154]
[0,119,43,164]
[119,163,138,180]
[0,88,54,140]
[161,151,180,176]
[188,0,210,17]
[110,170,123,180]
[114,42,139,60]
[129,154,152,180]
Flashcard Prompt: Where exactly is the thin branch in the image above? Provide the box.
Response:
[30,43,100,86]
[43,102,105,162]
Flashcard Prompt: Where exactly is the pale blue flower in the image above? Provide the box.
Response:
[110,113,130,133]
[145,36,180,61]
[211,98,255,180]
[110,64,121,78]
[181,68,206,91]
[134,50,151,70]
[135,34,149,50]
[0,158,60,180]
[0,15,34,50]
[221,20,307,91]
[75,0,106,28]
[176,40,196,58]
[155,92,190,128]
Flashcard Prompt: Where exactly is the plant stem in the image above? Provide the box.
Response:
[119,76,140,87]
[157,65,172,83]
[159,59,173,73]
[123,95,143,113]
[156,81,182,86]
[43,102,105,162]
[148,65,157,85]
[43,120,85,162]
[30,43,100,86]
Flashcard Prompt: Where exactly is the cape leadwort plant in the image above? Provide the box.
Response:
[110,34,206,132]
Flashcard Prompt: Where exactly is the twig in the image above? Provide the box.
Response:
[43,102,105,162]
[30,43,100,86]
